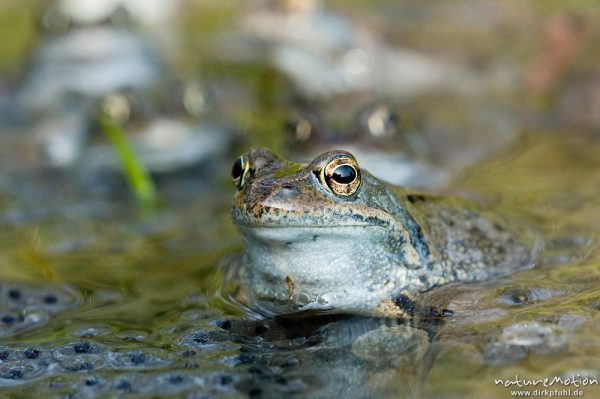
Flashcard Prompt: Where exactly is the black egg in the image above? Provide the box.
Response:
[331,165,356,184]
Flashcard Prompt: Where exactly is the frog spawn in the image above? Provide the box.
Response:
[0,313,410,398]
[0,282,80,339]
[0,274,594,399]
[0,329,239,397]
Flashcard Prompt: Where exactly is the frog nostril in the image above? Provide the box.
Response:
[279,185,299,198]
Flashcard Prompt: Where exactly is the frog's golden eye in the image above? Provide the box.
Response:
[232,155,250,190]
[321,157,361,196]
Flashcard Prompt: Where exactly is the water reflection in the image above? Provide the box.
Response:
[224,312,441,399]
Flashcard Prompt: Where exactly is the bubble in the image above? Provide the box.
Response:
[292,293,311,307]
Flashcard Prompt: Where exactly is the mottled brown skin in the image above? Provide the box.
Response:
[230,147,538,315]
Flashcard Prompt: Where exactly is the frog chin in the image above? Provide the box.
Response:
[238,225,399,313]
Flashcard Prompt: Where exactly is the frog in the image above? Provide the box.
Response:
[0,2,236,177]
[80,82,232,175]
[284,95,517,190]
[284,101,449,189]
[230,147,539,316]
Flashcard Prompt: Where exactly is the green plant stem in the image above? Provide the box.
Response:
[98,114,158,208]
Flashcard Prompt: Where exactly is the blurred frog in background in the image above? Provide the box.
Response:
[0,0,233,176]
[212,0,521,191]
[284,95,518,190]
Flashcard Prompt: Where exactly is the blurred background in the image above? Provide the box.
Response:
[1,0,599,176]
[0,1,600,398]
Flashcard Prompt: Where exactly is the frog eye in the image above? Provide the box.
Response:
[321,157,361,196]
[365,105,399,138]
[285,115,314,142]
[232,155,250,190]
[100,93,131,124]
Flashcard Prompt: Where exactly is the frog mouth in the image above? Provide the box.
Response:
[230,210,389,229]
[233,221,379,228]
[235,224,385,245]
[230,202,394,230]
